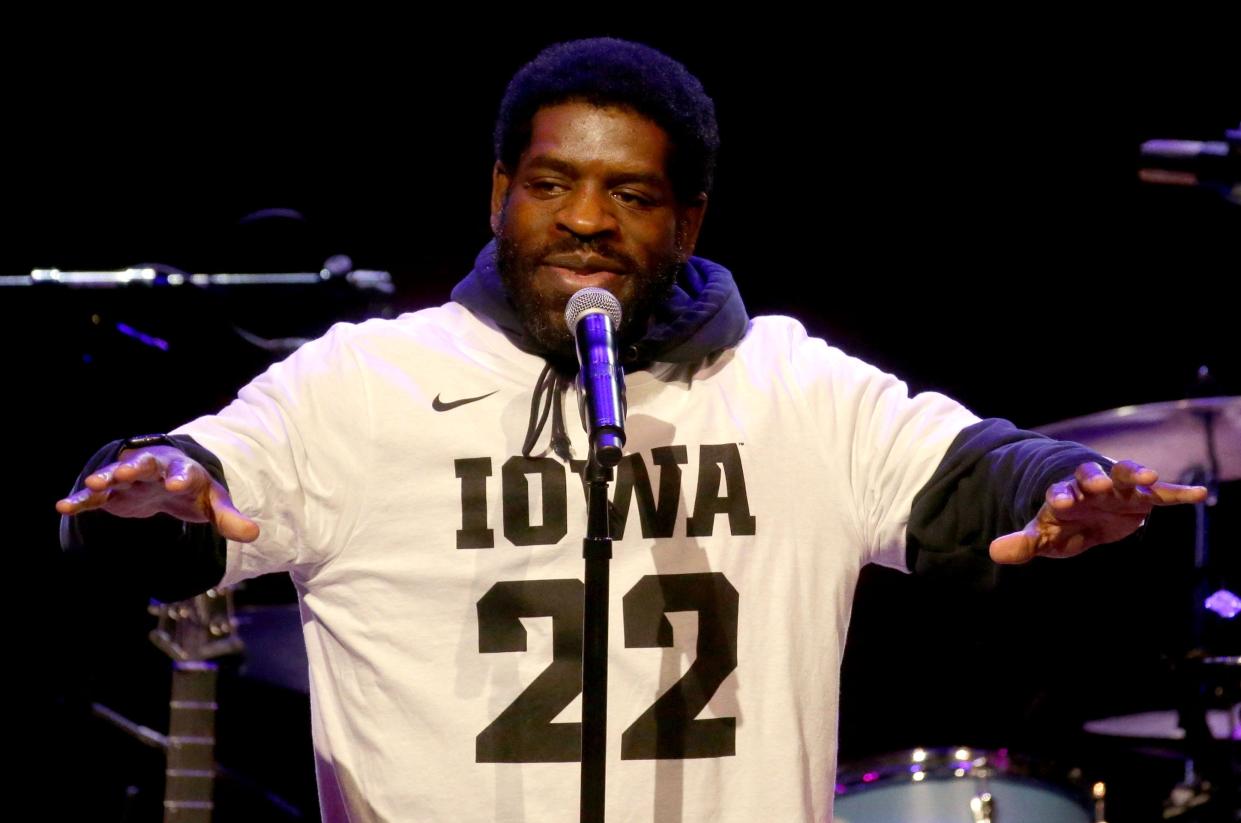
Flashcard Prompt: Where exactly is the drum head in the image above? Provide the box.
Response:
[835,747,1093,823]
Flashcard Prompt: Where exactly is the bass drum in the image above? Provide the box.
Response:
[834,747,1098,823]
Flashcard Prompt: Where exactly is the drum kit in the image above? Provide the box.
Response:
[836,396,1241,822]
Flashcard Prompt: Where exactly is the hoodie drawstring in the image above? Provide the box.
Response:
[522,362,574,462]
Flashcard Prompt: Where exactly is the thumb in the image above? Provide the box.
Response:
[989,521,1038,564]
[207,481,260,543]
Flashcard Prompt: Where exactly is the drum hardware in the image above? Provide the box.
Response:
[1039,396,1240,820]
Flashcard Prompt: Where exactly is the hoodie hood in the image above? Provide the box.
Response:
[450,239,749,370]
[450,239,749,461]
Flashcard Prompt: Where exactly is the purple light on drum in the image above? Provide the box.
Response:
[909,765,922,774]
[835,783,846,795]
[115,322,170,352]
[1205,589,1241,619]
[862,772,879,783]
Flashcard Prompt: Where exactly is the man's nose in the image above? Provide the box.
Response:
[556,184,618,239]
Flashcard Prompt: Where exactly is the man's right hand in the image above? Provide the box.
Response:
[56,445,260,543]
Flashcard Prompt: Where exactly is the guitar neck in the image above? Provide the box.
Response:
[163,661,219,823]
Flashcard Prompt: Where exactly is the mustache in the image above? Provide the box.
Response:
[537,239,639,273]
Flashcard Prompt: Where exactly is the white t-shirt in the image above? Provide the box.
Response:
[174,302,979,822]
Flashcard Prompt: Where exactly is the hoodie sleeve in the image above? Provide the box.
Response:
[905,418,1113,574]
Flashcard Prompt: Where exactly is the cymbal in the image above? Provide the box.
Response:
[1035,397,1241,482]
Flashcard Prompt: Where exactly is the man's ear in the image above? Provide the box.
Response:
[676,192,708,260]
[490,161,512,236]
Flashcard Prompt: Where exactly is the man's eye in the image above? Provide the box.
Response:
[529,181,567,195]
[614,190,653,207]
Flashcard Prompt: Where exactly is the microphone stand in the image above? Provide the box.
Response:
[572,305,625,823]
[580,453,612,823]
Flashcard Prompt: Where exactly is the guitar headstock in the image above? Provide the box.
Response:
[149,587,245,662]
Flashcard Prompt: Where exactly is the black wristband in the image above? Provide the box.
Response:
[120,433,180,452]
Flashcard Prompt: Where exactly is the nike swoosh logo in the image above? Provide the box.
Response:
[432,390,498,412]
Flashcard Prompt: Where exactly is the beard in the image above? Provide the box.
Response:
[494,222,685,365]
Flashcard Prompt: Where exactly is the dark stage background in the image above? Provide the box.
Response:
[11,26,1238,822]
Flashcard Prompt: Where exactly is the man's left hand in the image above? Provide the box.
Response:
[989,460,1208,564]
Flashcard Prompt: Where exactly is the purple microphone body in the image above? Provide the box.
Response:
[565,288,626,467]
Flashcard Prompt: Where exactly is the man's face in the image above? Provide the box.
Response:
[490,102,706,360]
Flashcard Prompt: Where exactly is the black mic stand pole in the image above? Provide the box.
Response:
[569,296,626,823]
[580,451,613,823]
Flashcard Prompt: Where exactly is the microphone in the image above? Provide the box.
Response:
[564,287,626,467]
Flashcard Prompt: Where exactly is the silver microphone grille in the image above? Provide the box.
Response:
[564,287,623,330]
